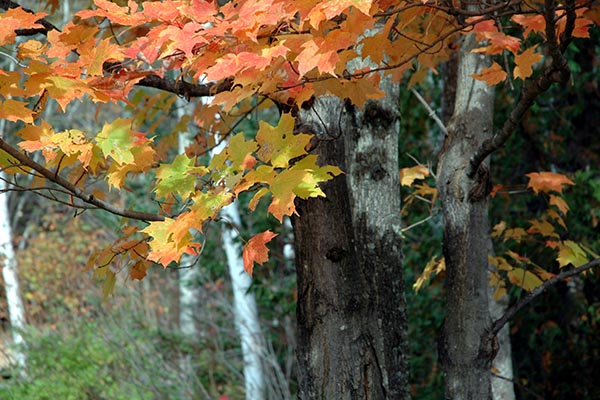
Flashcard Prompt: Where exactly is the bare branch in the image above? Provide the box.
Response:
[0,138,164,222]
[137,75,233,99]
[490,258,600,337]
[410,87,448,135]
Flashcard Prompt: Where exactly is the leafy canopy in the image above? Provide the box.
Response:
[0,0,597,288]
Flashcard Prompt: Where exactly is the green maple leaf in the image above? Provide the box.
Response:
[155,154,207,199]
[228,133,258,170]
[96,118,135,165]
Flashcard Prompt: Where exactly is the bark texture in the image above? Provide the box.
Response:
[437,34,495,400]
[292,84,408,399]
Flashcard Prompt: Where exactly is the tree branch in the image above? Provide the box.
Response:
[490,257,600,337]
[410,87,448,135]
[466,0,571,178]
[0,138,164,222]
[136,75,232,99]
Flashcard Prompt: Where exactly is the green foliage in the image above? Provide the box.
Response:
[0,325,154,400]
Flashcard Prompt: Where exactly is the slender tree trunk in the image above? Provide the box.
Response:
[437,33,495,399]
[440,49,516,400]
[0,37,27,372]
[220,201,267,399]
[0,180,26,370]
[292,79,409,398]
[489,279,515,400]
[177,99,199,338]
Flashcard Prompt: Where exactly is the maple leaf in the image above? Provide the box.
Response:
[413,256,445,292]
[400,165,429,186]
[471,62,507,86]
[503,227,527,242]
[469,18,521,54]
[190,191,233,222]
[77,0,144,26]
[130,260,151,281]
[0,7,45,46]
[228,133,258,171]
[43,76,93,112]
[96,119,137,165]
[142,218,201,266]
[205,52,271,81]
[106,145,156,188]
[507,268,543,291]
[527,218,557,237]
[256,113,312,168]
[549,194,570,215]
[314,75,385,108]
[557,240,589,268]
[155,154,207,199]
[307,0,374,28]
[0,99,34,124]
[78,38,124,77]
[268,169,309,221]
[526,172,575,194]
[489,255,513,272]
[513,45,543,80]
[242,230,278,276]
[511,14,545,38]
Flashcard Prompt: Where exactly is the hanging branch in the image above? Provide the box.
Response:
[489,257,600,338]
[0,138,164,222]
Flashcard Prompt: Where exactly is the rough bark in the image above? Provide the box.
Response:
[437,33,495,399]
[292,82,409,399]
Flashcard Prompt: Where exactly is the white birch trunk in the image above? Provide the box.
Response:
[0,36,27,371]
[220,201,266,399]
[0,154,26,369]
[178,125,199,337]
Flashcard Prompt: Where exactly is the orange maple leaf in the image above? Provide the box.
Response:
[513,45,543,80]
[242,230,278,276]
[526,172,575,194]
[471,62,507,86]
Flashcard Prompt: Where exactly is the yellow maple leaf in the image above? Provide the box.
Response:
[557,240,589,268]
[400,165,429,186]
[508,268,543,291]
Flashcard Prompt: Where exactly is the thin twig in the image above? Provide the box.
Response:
[0,50,26,67]
[401,215,433,232]
[410,88,448,136]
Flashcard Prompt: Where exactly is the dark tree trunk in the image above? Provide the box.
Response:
[437,34,496,399]
[292,87,409,399]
